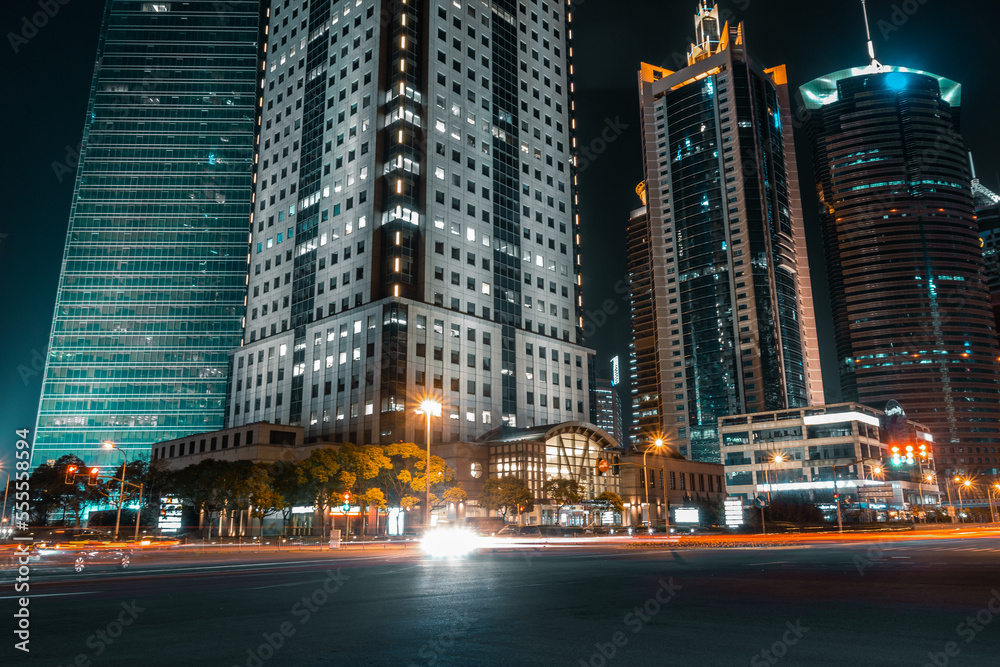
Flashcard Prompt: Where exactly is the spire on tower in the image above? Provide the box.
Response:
[688,1,722,64]
[861,0,884,71]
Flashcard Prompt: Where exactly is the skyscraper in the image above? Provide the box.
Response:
[226,0,591,445]
[630,2,823,463]
[801,31,1000,477]
[32,1,265,469]
[594,377,624,445]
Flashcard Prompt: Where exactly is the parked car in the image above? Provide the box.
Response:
[538,525,584,538]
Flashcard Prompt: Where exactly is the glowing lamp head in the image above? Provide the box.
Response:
[872,466,883,475]
[418,399,442,417]
[773,454,784,464]
[102,440,115,450]
[963,480,972,488]
[654,438,664,448]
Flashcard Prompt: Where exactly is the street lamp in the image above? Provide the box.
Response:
[102,441,130,540]
[642,438,665,526]
[988,482,1000,523]
[417,399,442,528]
[0,466,10,535]
[957,478,972,523]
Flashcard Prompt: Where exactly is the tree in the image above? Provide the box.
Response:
[543,478,583,524]
[294,448,345,537]
[478,476,534,521]
[244,463,285,539]
[271,460,313,535]
[168,459,229,537]
[27,455,90,526]
[378,442,466,523]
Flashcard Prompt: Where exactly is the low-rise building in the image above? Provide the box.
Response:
[719,402,941,520]
[617,447,726,527]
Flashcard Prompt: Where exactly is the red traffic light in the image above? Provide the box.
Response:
[65,465,77,484]
[87,467,100,486]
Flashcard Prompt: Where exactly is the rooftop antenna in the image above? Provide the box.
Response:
[861,0,884,71]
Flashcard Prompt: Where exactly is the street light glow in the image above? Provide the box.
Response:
[418,399,442,417]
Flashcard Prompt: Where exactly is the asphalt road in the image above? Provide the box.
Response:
[3,535,1000,667]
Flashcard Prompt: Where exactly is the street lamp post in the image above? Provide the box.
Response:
[988,483,999,523]
[418,399,442,528]
[957,478,972,523]
[1,469,10,532]
[642,438,664,526]
[102,441,128,540]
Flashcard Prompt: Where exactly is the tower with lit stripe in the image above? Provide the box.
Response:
[229,0,592,445]
[801,31,1000,477]
[631,1,824,463]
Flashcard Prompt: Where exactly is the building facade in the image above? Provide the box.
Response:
[617,447,726,528]
[802,65,1000,479]
[227,0,592,446]
[32,1,265,469]
[593,377,624,444]
[631,3,823,463]
[720,403,941,515]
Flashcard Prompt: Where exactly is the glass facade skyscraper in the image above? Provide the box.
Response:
[226,0,592,445]
[31,1,264,469]
[802,64,1000,478]
[631,3,824,463]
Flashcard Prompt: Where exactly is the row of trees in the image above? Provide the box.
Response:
[25,447,632,535]
[26,443,469,536]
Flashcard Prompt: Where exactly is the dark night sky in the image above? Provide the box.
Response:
[2,0,999,466]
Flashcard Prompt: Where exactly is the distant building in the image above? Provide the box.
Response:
[719,403,942,519]
[630,2,823,463]
[594,378,625,444]
[802,59,1000,478]
[972,173,1000,331]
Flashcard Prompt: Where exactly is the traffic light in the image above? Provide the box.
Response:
[890,446,902,466]
[612,455,620,476]
[904,445,915,465]
[918,443,928,459]
[342,492,351,512]
[87,467,99,486]
[65,465,77,484]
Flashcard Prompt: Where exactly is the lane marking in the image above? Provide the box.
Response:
[0,591,96,600]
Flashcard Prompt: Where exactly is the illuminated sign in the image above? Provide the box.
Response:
[158,497,183,534]
[675,507,699,524]
[724,497,744,527]
[611,356,620,386]
[802,411,880,428]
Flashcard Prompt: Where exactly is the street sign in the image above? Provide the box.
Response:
[724,497,744,527]
[754,495,768,509]
[597,459,610,473]
[946,505,956,517]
